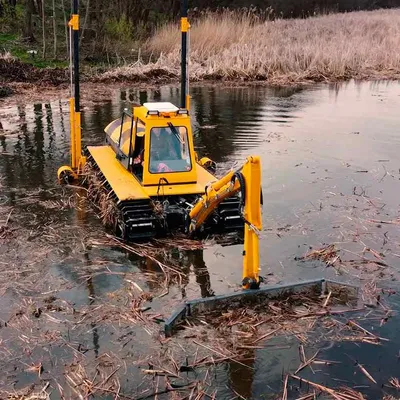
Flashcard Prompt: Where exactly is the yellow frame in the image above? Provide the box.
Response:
[188,156,262,288]
[133,106,197,186]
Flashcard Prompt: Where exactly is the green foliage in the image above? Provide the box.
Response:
[0,33,67,68]
[105,15,133,41]
[0,2,23,33]
[2,0,400,68]
[0,33,17,43]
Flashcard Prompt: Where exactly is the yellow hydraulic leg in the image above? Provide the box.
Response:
[70,97,83,171]
[243,223,260,289]
[74,107,86,173]
[186,94,191,111]
[57,10,85,183]
[70,98,77,169]
[57,97,83,182]
[241,156,262,289]
[187,155,262,288]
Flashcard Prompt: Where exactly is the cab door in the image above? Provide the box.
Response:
[104,111,136,161]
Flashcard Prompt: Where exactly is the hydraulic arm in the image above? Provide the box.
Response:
[189,156,262,289]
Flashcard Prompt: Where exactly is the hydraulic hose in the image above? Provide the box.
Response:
[231,171,246,214]
[231,171,263,229]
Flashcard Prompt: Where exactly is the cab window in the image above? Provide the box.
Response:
[149,126,192,173]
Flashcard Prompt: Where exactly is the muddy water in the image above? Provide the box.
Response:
[1,81,400,398]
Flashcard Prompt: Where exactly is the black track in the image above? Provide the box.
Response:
[85,149,243,241]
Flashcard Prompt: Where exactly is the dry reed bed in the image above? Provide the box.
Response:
[139,286,393,400]
[0,205,398,399]
[2,174,400,397]
[174,285,387,349]
[101,9,400,84]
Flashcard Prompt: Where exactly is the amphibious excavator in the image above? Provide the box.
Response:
[55,0,274,293]
[58,0,263,245]
[55,2,357,330]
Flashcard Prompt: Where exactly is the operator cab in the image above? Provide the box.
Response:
[104,102,197,186]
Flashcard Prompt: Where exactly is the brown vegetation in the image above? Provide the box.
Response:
[101,9,400,84]
[4,9,400,88]
[0,57,68,85]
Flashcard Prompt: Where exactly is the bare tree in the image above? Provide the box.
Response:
[23,0,36,42]
[60,0,69,60]
[52,0,57,58]
[8,0,16,16]
[79,0,90,47]
[41,0,46,58]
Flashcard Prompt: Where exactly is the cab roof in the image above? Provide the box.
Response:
[143,102,179,113]
[134,102,190,122]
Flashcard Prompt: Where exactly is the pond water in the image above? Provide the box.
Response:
[1,80,400,399]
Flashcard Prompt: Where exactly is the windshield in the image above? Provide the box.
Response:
[149,126,192,173]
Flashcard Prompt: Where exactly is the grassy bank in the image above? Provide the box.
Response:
[101,9,400,84]
[0,33,68,69]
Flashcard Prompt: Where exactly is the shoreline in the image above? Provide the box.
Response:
[1,73,400,107]
[3,7,400,104]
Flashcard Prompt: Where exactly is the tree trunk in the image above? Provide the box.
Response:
[41,0,46,58]
[60,0,69,61]
[23,0,36,42]
[52,0,57,58]
[79,0,90,47]
[8,0,16,17]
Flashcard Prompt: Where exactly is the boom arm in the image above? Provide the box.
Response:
[189,156,262,289]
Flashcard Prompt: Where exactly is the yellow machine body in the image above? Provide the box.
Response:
[86,145,215,201]
[88,102,214,201]
[58,5,249,241]
[81,101,249,240]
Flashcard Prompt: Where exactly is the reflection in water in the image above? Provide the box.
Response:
[228,351,255,400]
[83,251,100,357]
[0,85,308,195]
[190,250,214,298]
[86,275,100,357]
[132,249,214,298]
[2,81,400,398]
[191,86,305,162]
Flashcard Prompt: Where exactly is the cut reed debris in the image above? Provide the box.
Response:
[389,377,400,389]
[174,285,367,357]
[1,383,50,400]
[83,161,121,229]
[65,354,123,399]
[290,375,366,400]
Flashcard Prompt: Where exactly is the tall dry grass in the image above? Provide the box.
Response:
[100,9,400,84]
